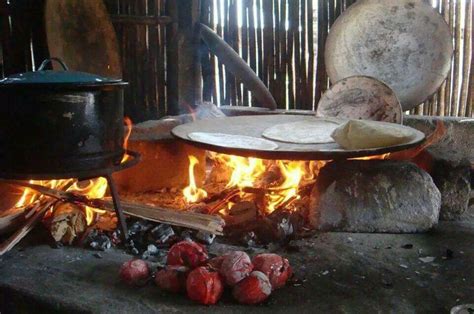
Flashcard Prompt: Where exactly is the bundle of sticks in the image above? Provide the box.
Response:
[0,179,225,256]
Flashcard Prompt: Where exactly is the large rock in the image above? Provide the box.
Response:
[403,115,474,164]
[431,159,472,220]
[310,160,441,233]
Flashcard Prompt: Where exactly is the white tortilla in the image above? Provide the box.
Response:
[261,119,340,144]
[188,132,279,150]
[331,120,416,149]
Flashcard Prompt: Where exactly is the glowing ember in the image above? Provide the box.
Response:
[184,152,325,215]
[183,155,208,203]
[70,178,108,225]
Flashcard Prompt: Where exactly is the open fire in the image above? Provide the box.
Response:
[2,117,445,250]
[6,116,137,234]
[183,153,326,216]
[15,178,109,226]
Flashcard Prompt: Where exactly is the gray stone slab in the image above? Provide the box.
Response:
[310,160,441,232]
[403,115,474,163]
[1,222,474,313]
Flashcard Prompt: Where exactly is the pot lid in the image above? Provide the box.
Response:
[0,58,123,85]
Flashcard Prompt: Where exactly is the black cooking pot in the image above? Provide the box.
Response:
[0,58,128,179]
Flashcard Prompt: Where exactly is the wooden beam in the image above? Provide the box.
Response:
[110,14,172,26]
[166,0,202,115]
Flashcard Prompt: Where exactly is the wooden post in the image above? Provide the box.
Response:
[166,0,202,116]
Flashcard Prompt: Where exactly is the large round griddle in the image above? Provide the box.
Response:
[172,115,425,160]
[325,0,453,111]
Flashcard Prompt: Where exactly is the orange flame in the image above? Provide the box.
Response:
[201,153,325,214]
[70,178,108,224]
[121,116,133,163]
[15,178,109,225]
[183,155,208,203]
[266,161,304,213]
[15,180,74,208]
[212,154,266,189]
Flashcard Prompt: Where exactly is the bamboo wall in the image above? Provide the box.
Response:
[104,0,168,122]
[199,0,473,116]
[0,0,472,121]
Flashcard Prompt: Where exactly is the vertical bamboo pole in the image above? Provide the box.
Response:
[315,0,328,107]
[307,0,315,110]
[459,0,472,117]
[166,0,202,115]
[451,0,462,116]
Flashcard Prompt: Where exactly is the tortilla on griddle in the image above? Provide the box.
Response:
[331,119,415,149]
[261,119,340,144]
[188,132,279,150]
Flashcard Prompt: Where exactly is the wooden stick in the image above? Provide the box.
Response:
[110,14,172,25]
[0,181,75,255]
[0,198,57,256]
[0,206,29,234]
[206,189,241,215]
[1,180,225,235]
[104,199,225,235]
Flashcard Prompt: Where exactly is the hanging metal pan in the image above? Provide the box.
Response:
[325,0,453,111]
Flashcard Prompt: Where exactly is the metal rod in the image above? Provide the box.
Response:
[105,174,128,241]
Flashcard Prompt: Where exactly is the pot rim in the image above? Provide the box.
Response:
[0,81,128,91]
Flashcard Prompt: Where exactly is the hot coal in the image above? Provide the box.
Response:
[196,231,216,245]
[224,208,307,246]
[148,224,175,244]
[85,230,112,251]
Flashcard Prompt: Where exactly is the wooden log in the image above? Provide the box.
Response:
[451,0,462,116]
[0,198,58,256]
[443,0,454,116]
[3,180,225,235]
[110,14,172,25]
[241,0,249,106]
[0,180,73,256]
[315,0,329,107]
[166,0,202,115]
[105,199,225,235]
[157,0,167,117]
[280,0,289,109]
[287,0,295,109]
[307,0,315,110]
[459,0,472,117]
[248,0,257,106]
[200,0,213,102]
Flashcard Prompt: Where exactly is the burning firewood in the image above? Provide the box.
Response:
[222,201,257,226]
[0,198,59,256]
[47,202,87,245]
[0,181,74,256]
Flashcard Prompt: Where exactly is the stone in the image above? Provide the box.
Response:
[403,115,474,163]
[310,160,441,233]
[128,118,181,141]
[431,159,471,221]
[114,139,206,192]
[2,223,474,312]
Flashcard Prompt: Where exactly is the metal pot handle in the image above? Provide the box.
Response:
[38,58,70,71]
